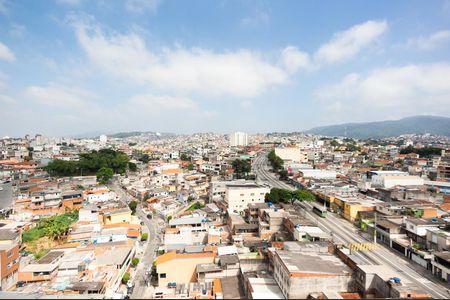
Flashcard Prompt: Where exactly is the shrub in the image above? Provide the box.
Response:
[122,272,131,284]
[131,258,140,267]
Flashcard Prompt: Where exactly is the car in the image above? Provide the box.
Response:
[16,281,26,287]
[0,187,3,191]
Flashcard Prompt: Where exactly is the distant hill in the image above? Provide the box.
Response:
[306,115,450,139]
[108,131,176,139]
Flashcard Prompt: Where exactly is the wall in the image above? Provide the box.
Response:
[157,254,216,287]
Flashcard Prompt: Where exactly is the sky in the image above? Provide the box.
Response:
[1,0,450,137]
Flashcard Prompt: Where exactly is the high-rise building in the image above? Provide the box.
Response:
[229,132,248,147]
[99,134,107,143]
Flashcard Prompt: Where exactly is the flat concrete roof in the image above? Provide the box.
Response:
[248,277,284,299]
[276,250,351,275]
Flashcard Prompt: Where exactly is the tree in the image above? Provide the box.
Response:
[128,201,137,215]
[330,140,340,147]
[279,169,288,181]
[265,188,315,204]
[128,162,137,172]
[141,233,148,241]
[96,167,114,184]
[45,149,130,177]
[132,258,140,267]
[232,159,251,179]
[122,272,131,284]
[139,154,150,163]
[167,215,172,222]
[267,150,284,172]
[180,153,191,161]
[187,163,194,171]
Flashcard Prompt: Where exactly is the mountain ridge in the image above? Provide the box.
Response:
[306,115,450,139]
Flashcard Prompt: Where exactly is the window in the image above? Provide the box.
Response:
[160,273,166,278]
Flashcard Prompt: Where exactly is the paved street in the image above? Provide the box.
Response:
[110,181,161,299]
[253,153,450,299]
[0,182,13,209]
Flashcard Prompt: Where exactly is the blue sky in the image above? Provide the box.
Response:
[1,0,450,137]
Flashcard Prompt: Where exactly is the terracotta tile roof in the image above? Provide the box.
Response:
[155,251,216,265]
[127,229,140,238]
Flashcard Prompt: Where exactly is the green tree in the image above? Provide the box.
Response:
[180,153,191,161]
[141,233,148,241]
[128,162,137,172]
[232,159,251,179]
[128,201,137,215]
[279,169,288,180]
[167,215,172,222]
[267,150,284,172]
[122,272,131,284]
[139,154,150,163]
[265,188,315,204]
[96,167,114,184]
[330,140,340,147]
[187,163,194,171]
[131,257,140,267]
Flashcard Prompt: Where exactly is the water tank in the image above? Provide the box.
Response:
[393,277,401,284]
[268,202,273,207]
[432,217,438,223]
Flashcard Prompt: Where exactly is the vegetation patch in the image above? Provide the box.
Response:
[265,188,316,204]
[187,202,205,211]
[44,149,130,177]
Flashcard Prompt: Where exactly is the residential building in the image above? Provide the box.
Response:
[229,132,248,147]
[225,184,269,213]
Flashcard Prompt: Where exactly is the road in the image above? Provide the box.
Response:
[0,182,13,209]
[110,181,160,299]
[253,153,449,298]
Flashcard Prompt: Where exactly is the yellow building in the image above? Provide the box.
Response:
[103,208,132,225]
[342,201,375,222]
[155,251,216,287]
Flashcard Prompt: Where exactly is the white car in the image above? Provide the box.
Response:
[0,187,3,191]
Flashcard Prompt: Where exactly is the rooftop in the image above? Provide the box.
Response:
[275,250,351,276]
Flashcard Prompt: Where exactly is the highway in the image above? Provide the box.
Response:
[253,153,449,298]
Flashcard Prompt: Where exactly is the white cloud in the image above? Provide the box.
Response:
[0,0,8,14]
[9,24,26,38]
[25,83,95,108]
[240,100,252,108]
[316,63,450,120]
[0,42,15,62]
[70,17,289,98]
[315,20,388,64]
[241,10,270,27]
[0,94,15,105]
[127,94,196,110]
[280,46,311,73]
[405,30,450,50]
[125,0,162,14]
[57,0,82,5]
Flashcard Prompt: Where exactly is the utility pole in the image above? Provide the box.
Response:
[373,212,377,244]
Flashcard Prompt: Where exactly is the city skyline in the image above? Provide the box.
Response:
[1,0,450,137]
